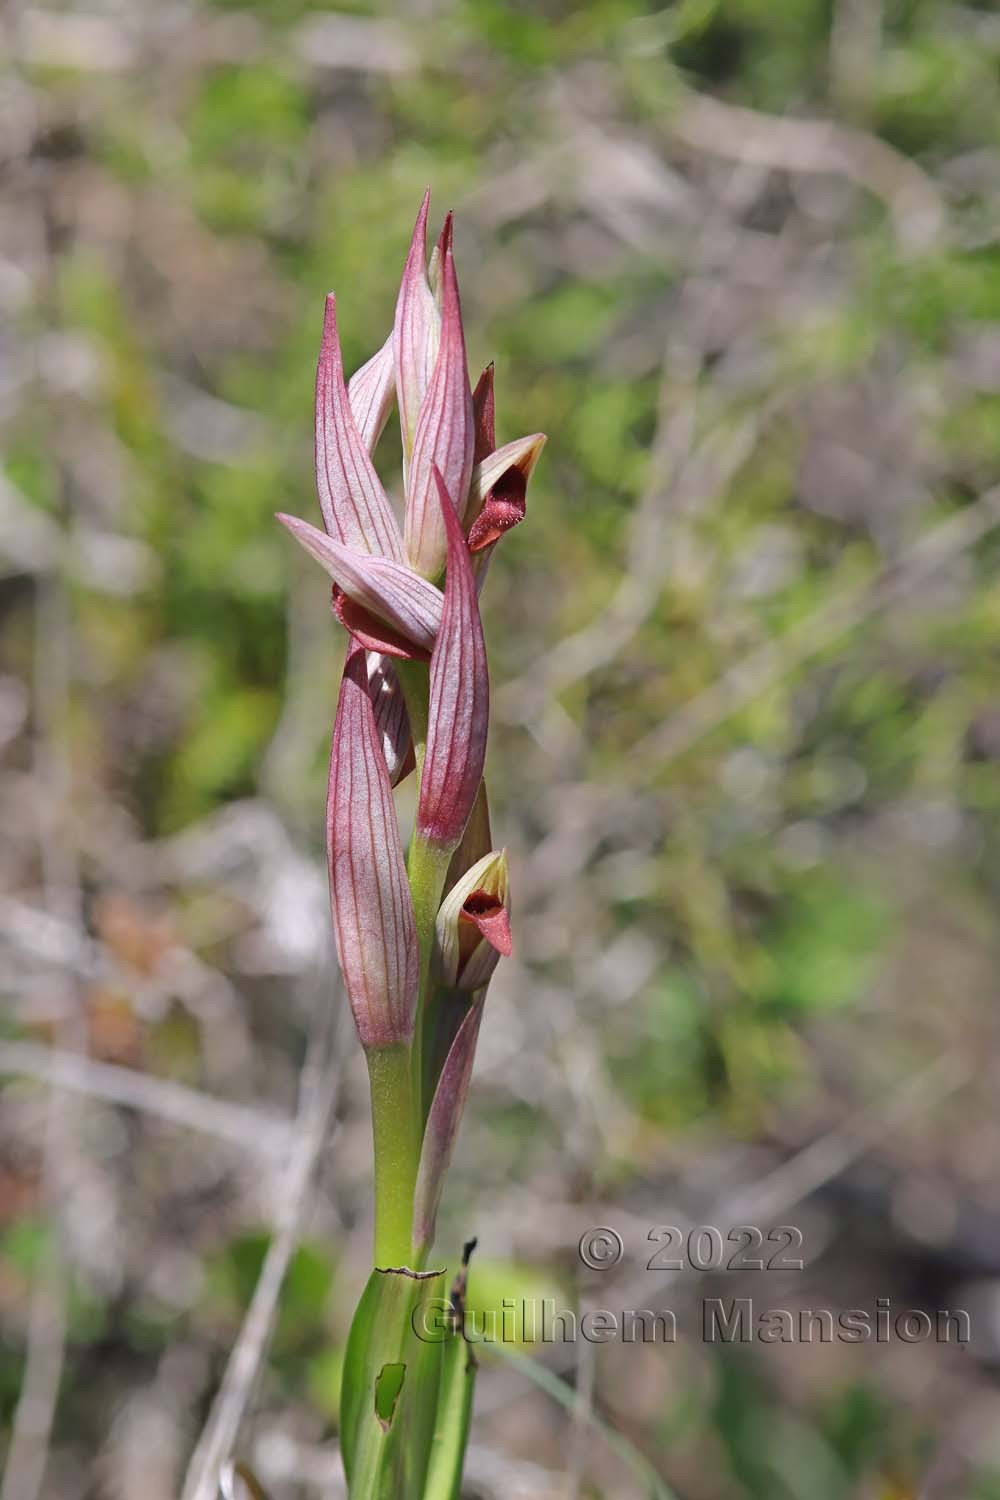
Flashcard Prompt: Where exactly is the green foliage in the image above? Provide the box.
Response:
[188,65,311,233]
[1,1219,51,1277]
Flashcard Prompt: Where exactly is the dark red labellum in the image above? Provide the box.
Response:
[466,466,527,552]
[459,888,512,957]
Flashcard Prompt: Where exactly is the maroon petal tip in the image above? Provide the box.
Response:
[436,211,454,259]
[333,589,431,663]
[472,364,496,464]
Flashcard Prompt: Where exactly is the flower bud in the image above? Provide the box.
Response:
[328,643,418,1048]
[393,189,440,463]
[435,850,511,990]
[404,222,474,580]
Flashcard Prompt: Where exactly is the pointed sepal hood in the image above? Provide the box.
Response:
[315,295,404,560]
[404,231,474,580]
[415,469,488,851]
[393,189,440,464]
[471,364,495,465]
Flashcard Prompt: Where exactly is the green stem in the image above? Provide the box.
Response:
[394,658,450,1122]
[395,657,429,774]
[367,1044,420,1266]
[407,835,451,1118]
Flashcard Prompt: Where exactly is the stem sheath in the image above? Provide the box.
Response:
[366,1044,419,1266]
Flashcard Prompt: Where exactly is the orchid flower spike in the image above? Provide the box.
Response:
[276,191,545,657]
[276,196,546,1366]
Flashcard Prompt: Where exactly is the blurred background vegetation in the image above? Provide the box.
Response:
[2,1,1000,1496]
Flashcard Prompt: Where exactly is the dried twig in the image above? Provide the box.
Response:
[180,994,346,1500]
[671,87,945,250]
[0,1041,293,1157]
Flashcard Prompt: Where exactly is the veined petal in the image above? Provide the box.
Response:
[366,652,414,786]
[471,364,495,464]
[315,296,404,561]
[277,513,442,653]
[393,190,440,464]
[328,643,417,1048]
[416,470,488,851]
[347,334,395,455]
[413,999,484,1250]
[435,849,510,989]
[404,247,474,580]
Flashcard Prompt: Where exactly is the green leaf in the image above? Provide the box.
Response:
[340,1266,446,1498]
[422,1328,477,1500]
[401,1284,450,1496]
